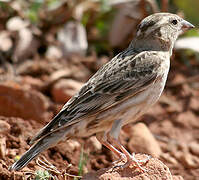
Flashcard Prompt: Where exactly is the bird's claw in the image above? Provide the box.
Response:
[129,153,151,172]
[131,153,151,163]
[112,153,151,172]
[112,152,126,166]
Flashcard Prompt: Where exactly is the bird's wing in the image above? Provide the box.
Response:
[30,50,163,144]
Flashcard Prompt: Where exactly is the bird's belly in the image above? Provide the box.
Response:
[122,77,166,125]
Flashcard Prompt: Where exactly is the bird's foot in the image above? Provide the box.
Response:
[112,153,151,172]
[112,152,126,166]
[128,153,151,171]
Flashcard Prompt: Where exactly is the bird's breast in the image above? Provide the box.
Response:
[122,62,170,125]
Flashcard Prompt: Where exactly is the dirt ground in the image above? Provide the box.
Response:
[0,54,199,180]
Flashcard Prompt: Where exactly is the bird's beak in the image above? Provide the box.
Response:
[181,20,195,31]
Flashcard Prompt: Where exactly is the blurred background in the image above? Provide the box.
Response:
[0,0,199,179]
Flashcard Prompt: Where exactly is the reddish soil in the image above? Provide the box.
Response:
[0,55,199,179]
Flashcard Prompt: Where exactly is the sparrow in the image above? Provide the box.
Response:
[9,13,194,171]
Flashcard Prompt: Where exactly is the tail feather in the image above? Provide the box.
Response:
[9,126,70,171]
[29,113,63,145]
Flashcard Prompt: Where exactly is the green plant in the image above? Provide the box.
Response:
[74,148,88,180]
[35,169,52,180]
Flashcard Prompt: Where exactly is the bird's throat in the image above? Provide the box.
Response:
[129,36,173,55]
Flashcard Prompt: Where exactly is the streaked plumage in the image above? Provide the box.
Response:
[10,13,194,171]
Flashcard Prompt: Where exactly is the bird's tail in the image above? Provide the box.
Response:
[9,126,71,171]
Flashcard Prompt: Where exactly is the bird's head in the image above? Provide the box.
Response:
[132,13,194,55]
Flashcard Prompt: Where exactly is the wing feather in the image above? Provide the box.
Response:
[30,50,162,144]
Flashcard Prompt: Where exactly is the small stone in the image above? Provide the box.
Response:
[88,136,102,151]
[0,81,50,122]
[46,45,63,59]
[0,136,6,158]
[0,120,10,133]
[161,153,178,165]
[0,31,12,51]
[49,69,72,83]
[13,27,34,62]
[128,123,162,157]
[175,111,199,128]
[189,142,199,156]
[51,79,83,103]
[6,16,29,31]
[20,76,44,90]
[67,140,81,152]
[8,149,18,158]
[189,97,199,111]
[175,151,199,168]
[57,21,88,56]
[173,176,184,180]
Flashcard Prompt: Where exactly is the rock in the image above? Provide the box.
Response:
[20,76,44,91]
[48,69,72,83]
[52,140,81,166]
[88,136,102,151]
[174,151,199,169]
[70,62,91,82]
[173,176,184,180]
[0,120,10,133]
[7,149,17,157]
[83,154,173,180]
[57,21,88,56]
[128,123,162,157]
[161,153,178,165]
[175,111,199,128]
[13,27,35,62]
[189,142,199,156]
[0,136,6,158]
[0,81,50,122]
[189,97,199,111]
[0,31,12,52]
[6,16,29,31]
[51,79,83,103]
[0,160,12,179]
[46,45,63,59]
[6,16,39,62]
[67,139,81,152]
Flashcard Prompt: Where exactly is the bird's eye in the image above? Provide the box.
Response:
[171,19,178,25]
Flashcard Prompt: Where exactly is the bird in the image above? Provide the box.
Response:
[9,13,194,171]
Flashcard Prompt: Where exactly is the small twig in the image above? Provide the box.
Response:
[36,156,82,179]
[36,156,61,174]
[23,171,37,180]
[63,172,82,178]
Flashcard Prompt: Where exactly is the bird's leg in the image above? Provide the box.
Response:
[108,120,151,171]
[96,132,125,161]
[108,134,150,171]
